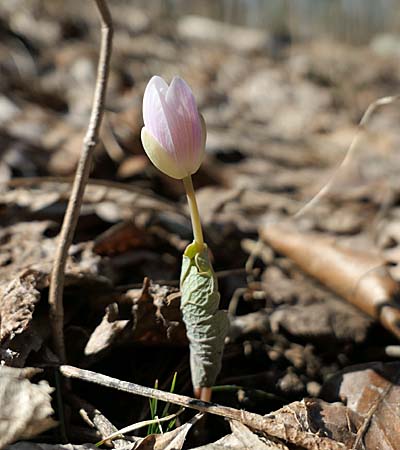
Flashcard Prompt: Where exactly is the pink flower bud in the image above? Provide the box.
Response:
[141,75,206,179]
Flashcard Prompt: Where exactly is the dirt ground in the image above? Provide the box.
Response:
[1,2,400,449]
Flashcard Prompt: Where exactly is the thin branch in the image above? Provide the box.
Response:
[48,0,113,362]
[96,409,185,446]
[294,95,400,219]
[60,365,262,426]
[68,393,130,449]
[60,365,346,450]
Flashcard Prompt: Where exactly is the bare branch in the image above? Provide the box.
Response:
[68,393,129,448]
[48,0,113,362]
[60,365,346,450]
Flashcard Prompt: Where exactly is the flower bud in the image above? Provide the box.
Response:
[141,75,206,179]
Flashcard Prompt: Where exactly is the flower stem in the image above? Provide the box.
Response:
[183,175,204,250]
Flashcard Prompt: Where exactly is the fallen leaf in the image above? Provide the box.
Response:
[230,420,289,450]
[0,269,44,343]
[93,220,154,256]
[84,279,186,361]
[136,412,203,450]
[0,220,110,286]
[261,223,400,339]
[189,433,246,450]
[0,220,112,365]
[322,362,400,450]
[190,420,289,450]
[0,366,56,448]
[269,299,371,343]
[263,398,359,449]
[117,155,149,178]
[0,269,47,366]
[84,302,130,358]
[234,420,289,450]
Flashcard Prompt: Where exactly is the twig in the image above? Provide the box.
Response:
[60,365,263,427]
[60,365,346,450]
[48,0,113,362]
[295,95,400,219]
[96,409,185,446]
[68,393,129,449]
[352,366,400,450]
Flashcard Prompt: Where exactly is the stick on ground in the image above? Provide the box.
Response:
[48,0,113,362]
[60,365,346,450]
[68,393,129,449]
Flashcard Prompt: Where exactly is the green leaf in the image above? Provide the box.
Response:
[180,242,229,389]
[147,379,159,435]
[147,374,179,435]
[162,372,178,432]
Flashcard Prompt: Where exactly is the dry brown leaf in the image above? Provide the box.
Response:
[84,279,185,361]
[265,398,358,449]
[261,223,400,339]
[0,220,112,365]
[0,270,44,343]
[0,269,47,366]
[189,433,245,450]
[322,362,400,450]
[117,155,149,179]
[190,420,289,450]
[84,302,130,358]
[262,264,371,343]
[136,413,203,450]
[231,420,289,450]
[269,299,371,343]
[93,221,154,256]
[0,366,56,448]
[0,220,109,287]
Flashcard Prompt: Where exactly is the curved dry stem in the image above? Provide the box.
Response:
[48,0,113,362]
[295,95,400,219]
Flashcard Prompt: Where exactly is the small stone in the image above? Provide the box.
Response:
[278,370,305,394]
[0,96,19,124]
[267,349,281,362]
[307,381,321,397]
[284,344,306,369]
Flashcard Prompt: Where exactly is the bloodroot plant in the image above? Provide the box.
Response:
[141,75,229,401]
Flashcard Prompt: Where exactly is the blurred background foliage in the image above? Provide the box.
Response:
[137,0,400,44]
[2,0,400,44]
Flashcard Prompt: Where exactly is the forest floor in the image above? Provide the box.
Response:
[1,2,400,449]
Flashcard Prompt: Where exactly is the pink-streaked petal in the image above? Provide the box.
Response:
[142,76,175,155]
[141,127,188,179]
[141,75,206,179]
[165,77,203,172]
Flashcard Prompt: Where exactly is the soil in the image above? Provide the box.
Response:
[1,2,400,449]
